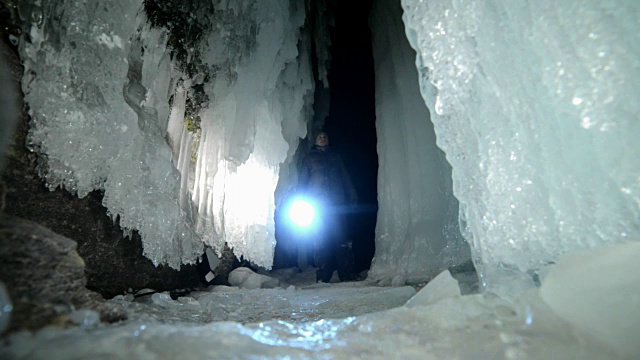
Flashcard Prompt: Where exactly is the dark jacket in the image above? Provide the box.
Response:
[299,146,357,205]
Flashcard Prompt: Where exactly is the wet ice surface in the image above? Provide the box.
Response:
[0,268,621,359]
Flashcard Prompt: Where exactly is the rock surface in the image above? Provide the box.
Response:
[0,214,127,332]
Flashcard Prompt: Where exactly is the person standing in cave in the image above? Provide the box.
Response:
[298,131,358,283]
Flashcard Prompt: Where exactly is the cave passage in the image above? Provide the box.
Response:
[274,0,378,275]
[324,0,377,274]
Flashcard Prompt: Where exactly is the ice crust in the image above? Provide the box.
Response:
[400,0,640,284]
[369,0,471,283]
[17,0,316,269]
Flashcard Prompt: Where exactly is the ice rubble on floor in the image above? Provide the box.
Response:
[539,242,640,358]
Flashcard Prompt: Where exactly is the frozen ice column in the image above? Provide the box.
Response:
[368,0,471,284]
[401,0,640,289]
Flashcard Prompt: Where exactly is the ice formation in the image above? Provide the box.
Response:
[183,0,314,268]
[15,0,203,267]
[404,270,460,308]
[16,0,316,269]
[369,0,471,283]
[400,0,640,289]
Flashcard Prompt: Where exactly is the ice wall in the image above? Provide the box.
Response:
[400,0,640,288]
[16,0,314,269]
[369,0,471,283]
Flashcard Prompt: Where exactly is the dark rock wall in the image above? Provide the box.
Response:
[0,214,127,331]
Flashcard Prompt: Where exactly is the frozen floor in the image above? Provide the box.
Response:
[0,268,622,359]
[113,269,418,325]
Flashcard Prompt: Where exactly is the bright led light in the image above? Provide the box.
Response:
[289,199,316,227]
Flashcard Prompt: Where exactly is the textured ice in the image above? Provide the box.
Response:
[17,0,141,198]
[16,0,316,269]
[539,242,640,358]
[16,0,201,267]
[400,0,640,287]
[369,0,471,284]
[0,266,633,358]
[109,269,416,324]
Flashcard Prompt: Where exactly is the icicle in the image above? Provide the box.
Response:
[166,84,187,160]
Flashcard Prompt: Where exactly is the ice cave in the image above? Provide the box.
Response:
[0,0,639,358]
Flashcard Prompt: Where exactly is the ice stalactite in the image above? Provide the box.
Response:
[166,85,187,161]
[400,0,640,294]
[165,83,195,218]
